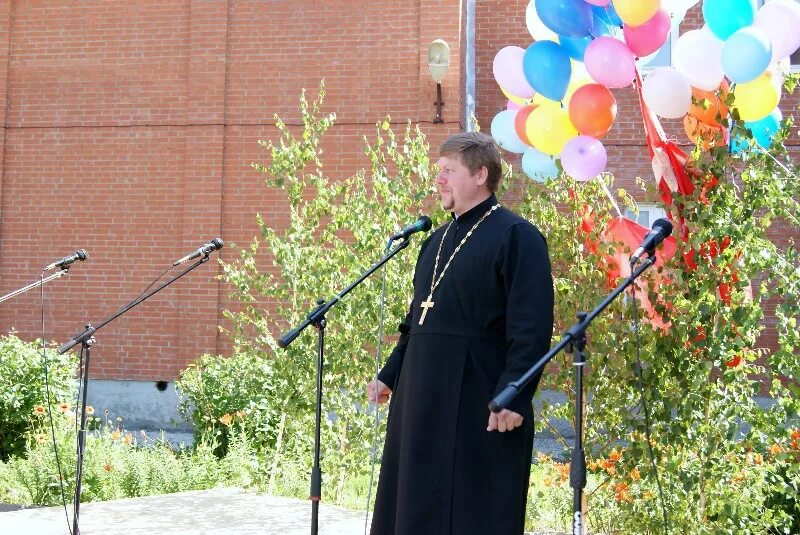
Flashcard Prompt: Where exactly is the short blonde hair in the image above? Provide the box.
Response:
[439,132,503,192]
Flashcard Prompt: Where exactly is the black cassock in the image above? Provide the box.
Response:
[372,194,554,535]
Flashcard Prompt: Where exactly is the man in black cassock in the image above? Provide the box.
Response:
[366,132,554,535]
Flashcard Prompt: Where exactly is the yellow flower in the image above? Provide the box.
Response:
[218,414,233,426]
[110,430,121,440]
[630,467,641,482]
[85,406,95,415]
[36,433,48,445]
[123,433,134,445]
[769,443,784,456]
[543,475,555,487]
[57,402,69,414]
[103,463,113,472]
[32,405,46,416]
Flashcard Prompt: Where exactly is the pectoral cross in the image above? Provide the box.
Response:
[419,295,434,325]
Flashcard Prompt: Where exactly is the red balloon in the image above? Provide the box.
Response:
[568,84,617,139]
[514,104,538,146]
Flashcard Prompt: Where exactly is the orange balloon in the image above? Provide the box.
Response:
[689,81,729,127]
[514,104,538,146]
[568,84,617,139]
[684,115,728,150]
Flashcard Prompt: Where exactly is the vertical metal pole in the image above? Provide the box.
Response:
[310,316,326,535]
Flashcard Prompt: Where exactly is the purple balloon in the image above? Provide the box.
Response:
[493,46,535,98]
[561,136,607,181]
[584,37,636,89]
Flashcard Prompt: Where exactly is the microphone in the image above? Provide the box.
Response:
[629,218,673,266]
[44,249,88,271]
[390,216,433,241]
[173,238,224,266]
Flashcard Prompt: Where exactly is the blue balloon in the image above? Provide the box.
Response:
[722,27,772,83]
[522,148,559,182]
[558,34,592,61]
[535,0,593,37]
[590,12,612,37]
[729,109,782,153]
[490,110,529,154]
[523,40,572,101]
[703,0,754,40]
[747,109,782,148]
[592,4,622,28]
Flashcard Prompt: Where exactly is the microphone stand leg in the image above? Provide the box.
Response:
[569,313,587,535]
[310,312,326,535]
[73,335,94,535]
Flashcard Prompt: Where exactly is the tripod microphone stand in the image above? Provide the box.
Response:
[57,255,213,535]
[490,255,656,535]
[277,237,413,535]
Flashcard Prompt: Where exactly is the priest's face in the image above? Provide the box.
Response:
[435,155,489,216]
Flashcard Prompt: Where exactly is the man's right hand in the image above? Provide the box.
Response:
[367,379,391,404]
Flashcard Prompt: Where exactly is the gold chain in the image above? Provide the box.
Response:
[429,204,500,296]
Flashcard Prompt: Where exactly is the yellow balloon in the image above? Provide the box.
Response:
[501,86,528,106]
[615,0,660,27]
[525,103,578,155]
[530,93,558,107]
[733,73,780,122]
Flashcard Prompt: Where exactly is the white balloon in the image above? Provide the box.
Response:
[526,0,558,41]
[754,0,800,61]
[642,67,692,119]
[673,26,725,91]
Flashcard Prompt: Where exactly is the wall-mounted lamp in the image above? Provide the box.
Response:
[427,39,450,124]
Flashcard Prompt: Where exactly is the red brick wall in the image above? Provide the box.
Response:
[0,0,464,380]
[0,1,795,379]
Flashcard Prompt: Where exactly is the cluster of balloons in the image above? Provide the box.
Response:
[492,0,696,182]
[641,0,799,151]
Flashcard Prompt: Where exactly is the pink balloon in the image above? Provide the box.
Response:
[493,46,535,99]
[585,0,612,5]
[624,9,672,57]
[584,37,636,89]
[506,100,523,111]
[561,135,607,182]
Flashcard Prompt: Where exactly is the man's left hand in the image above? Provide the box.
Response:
[487,409,523,432]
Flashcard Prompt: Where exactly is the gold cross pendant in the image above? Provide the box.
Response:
[419,295,434,325]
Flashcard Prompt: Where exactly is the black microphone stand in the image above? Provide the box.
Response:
[0,268,71,304]
[490,255,656,535]
[277,237,412,535]
[57,256,212,535]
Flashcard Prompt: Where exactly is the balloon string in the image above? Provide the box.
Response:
[597,172,623,218]
[757,143,800,181]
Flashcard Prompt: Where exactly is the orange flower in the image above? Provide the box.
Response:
[32,405,46,416]
[36,433,48,444]
[218,414,233,426]
[642,490,653,500]
[769,443,784,456]
[588,460,599,472]
[543,475,555,487]
[57,403,69,414]
[630,467,640,482]
[608,449,622,463]
[614,482,631,503]
[103,463,113,472]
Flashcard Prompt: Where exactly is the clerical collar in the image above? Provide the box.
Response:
[452,194,498,225]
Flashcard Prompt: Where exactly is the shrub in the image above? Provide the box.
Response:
[0,333,77,460]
